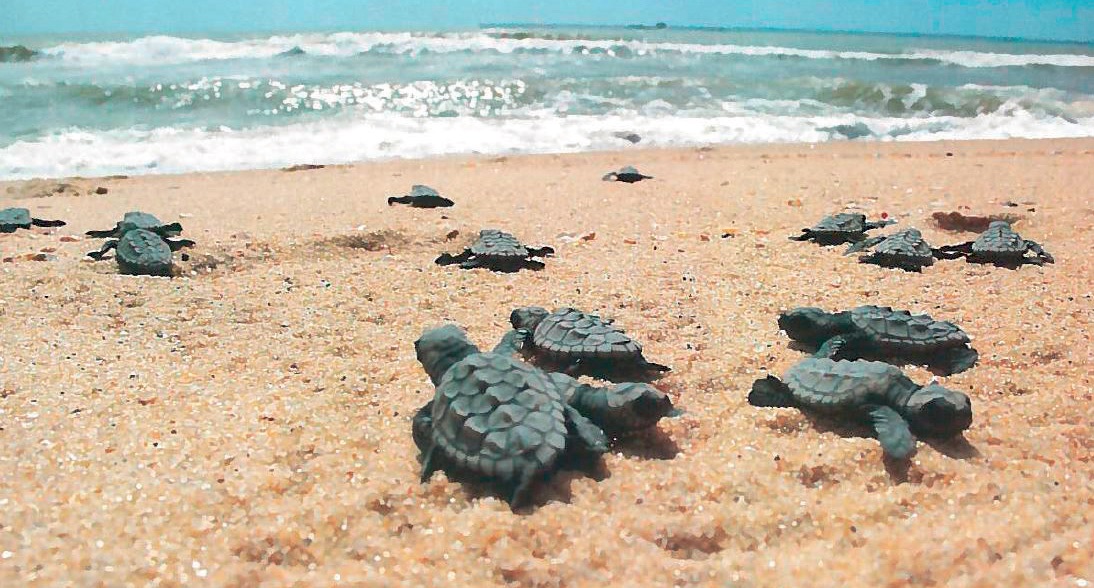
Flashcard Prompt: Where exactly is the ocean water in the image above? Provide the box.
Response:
[1,27,1092,179]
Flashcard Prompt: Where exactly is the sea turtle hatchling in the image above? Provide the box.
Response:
[387,185,454,208]
[845,227,940,272]
[88,228,193,276]
[789,212,894,246]
[779,305,978,375]
[748,358,973,459]
[937,221,1054,267]
[602,166,653,183]
[0,207,66,233]
[510,306,670,382]
[435,229,554,272]
[412,326,674,508]
[85,210,183,239]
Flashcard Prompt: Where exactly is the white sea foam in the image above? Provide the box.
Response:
[3,107,1091,180]
[33,32,1094,68]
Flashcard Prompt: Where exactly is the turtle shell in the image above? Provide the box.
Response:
[116,229,174,276]
[531,308,642,360]
[870,229,934,263]
[783,358,905,412]
[849,306,969,350]
[470,230,529,260]
[972,221,1027,256]
[410,185,441,198]
[809,213,866,236]
[0,207,32,231]
[430,352,569,481]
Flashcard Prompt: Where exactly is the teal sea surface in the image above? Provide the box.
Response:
[1,26,1092,179]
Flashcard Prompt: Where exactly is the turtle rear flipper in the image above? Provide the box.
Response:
[930,346,979,376]
[814,335,851,359]
[388,196,412,206]
[521,259,546,271]
[30,218,66,228]
[748,376,797,408]
[435,251,471,266]
[845,236,884,255]
[936,242,972,260]
[165,238,196,252]
[87,240,118,261]
[868,405,916,459]
[788,230,813,242]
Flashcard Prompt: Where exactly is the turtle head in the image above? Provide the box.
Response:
[414,324,480,385]
[904,384,972,438]
[778,307,838,346]
[510,306,549,331]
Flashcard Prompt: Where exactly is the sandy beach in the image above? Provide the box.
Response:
[1,138,1092,586]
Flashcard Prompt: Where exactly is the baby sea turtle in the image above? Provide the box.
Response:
[779,305,978,375]
[88,228,194,276]
[0,207,66,233]
[510,306,670,381]
[435,229,554,272]
[412,326,673,509]
[749,358,973,459]
[789,212,895,246]
[937,221,1054,267]
[86,211,183,239]
[602,166,653,183]
[388,185,454,208]
[845,228,939,272]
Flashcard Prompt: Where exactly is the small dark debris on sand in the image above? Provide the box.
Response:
[282,164,326,172]
[328,230,411,251]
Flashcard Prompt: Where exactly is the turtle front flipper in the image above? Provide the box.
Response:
[411,401,434,454]
[150,222,184,238]
[845,236,884,255]
[569,382,673,436]
[864,218,896,231]
[388,196,412,206]
[85,226,121,238]
[165,238,196,252]
[747,376,797,408]
[86,240,118,261]
[492,329,529,355]
[564,405,609,454]
[867,405,916,459]
[930,346,979,376]
[1026,240,1054,264]
[935,242,972,260]
[521,259,546,271]
[788,230,813,242]
[419,444,440,483]
[526,245,554,258]
[434,250,472,266]
[30,217,66,228]
[814,335,851,359]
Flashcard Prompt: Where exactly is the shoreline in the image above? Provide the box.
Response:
[1,137,1091,586]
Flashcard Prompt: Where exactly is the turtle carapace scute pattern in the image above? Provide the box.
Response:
[87,228,194,276]
[412,325,673,509]
[778,305,978,375]
[602,166,653,183]
[0,207,66,233]
[789,212,894,246]
[937,221,1054,267]
[845,227,939,272]
[748,358,973,459]
[435,229,554,272]
[510,306,670,382]
[388,185,454,208]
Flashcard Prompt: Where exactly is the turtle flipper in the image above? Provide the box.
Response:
[165,238,196,252]
[868,405,916,459]
[86,240,118,261]
[30,218,66,228]
[814,335,850,359]
[931,346,979,376]
[1025,240,1054,264]
[522,259,546,271]
[419,444,439,483]
[748,376,797,408]
[492,329,529,355]
[564,405,610,454]
[151,222,183,238]
[435,250,471,266]
[788,230,813,242]
[864,219,896,231]
[509,465,540,510]
[388,196,411,206]
[935,242,973,260]
[526,246,554,258]
[85,226,120,238]
[411,401,434,454]
[845,236,884,255]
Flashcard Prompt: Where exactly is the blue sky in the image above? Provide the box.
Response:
[2,0,1091,42]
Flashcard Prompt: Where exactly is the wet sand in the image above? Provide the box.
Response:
[1,138,1092,586]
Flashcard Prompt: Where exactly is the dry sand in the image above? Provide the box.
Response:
[0,138,1092,586]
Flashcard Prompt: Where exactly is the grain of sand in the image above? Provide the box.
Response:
[1,139,1092,586]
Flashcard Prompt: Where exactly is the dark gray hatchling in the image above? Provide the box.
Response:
[435,229,554,272]
[845,227,940,272]
[0,207,66,233]
[510,306,670,382]
[789,212,894,246]
[602,166,653,183]
[749,358,973,460]
[412,326,673,509]
[937,221,1053,267]
[86,211,193,259]
[89,228,191,276]
[388,185,454,208]
[779,305,978,375]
